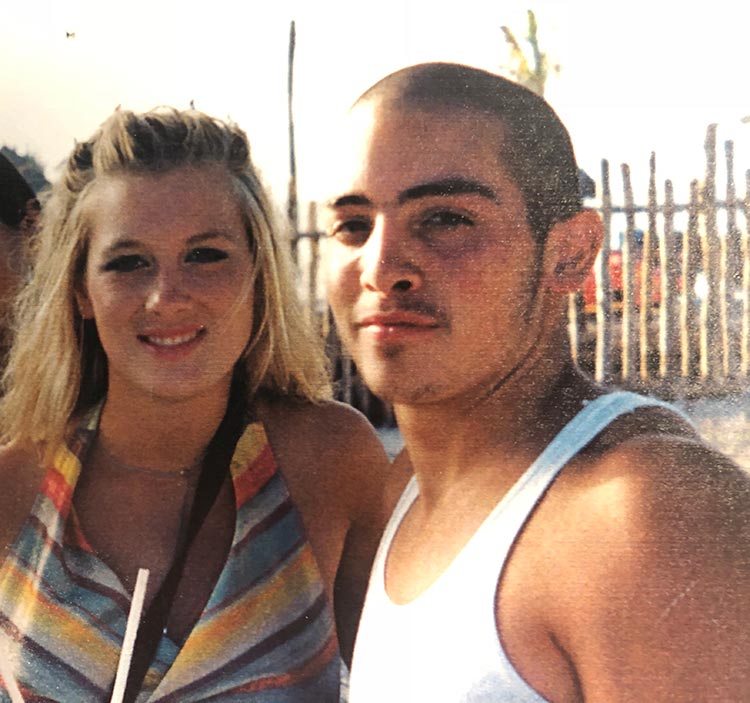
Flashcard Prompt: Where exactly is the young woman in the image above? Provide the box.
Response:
[0,107,391,701]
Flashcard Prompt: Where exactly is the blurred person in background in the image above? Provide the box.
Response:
[0,153,39,356]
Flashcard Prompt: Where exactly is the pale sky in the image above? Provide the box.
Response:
[2,0,750,227]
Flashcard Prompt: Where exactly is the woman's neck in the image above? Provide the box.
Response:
[96,386,232,473]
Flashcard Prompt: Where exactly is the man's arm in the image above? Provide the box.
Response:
[555,435,750,701]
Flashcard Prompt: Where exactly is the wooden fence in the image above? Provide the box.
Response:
[292,124,750,413]
[572,124,750,398]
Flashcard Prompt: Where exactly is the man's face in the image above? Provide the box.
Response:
[324,101,549,406]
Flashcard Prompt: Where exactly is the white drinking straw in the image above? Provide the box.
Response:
[0,644,24,703]
[110,567,150,703]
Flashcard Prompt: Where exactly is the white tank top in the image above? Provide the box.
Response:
[349,391,685,702]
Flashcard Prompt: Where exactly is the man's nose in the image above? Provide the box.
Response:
[359,215,423,293]
[144,267,191,311]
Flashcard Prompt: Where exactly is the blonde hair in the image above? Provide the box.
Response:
[0,107,330,448]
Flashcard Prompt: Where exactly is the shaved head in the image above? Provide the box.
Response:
[353,62,582,244]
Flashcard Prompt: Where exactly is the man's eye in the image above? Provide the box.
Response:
[185,247,229,263]
[421,211,474,229]
[330,218,372,245]
[103,254,149,273]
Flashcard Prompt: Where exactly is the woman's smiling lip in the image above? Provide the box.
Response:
[137,327,206,352]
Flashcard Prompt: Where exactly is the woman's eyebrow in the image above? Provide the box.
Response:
[186,230,238,245]
[100,230,238,258]
[100,238,140,257]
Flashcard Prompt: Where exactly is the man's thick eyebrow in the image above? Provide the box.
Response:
[327,194,373,208]
[398,178,500,204]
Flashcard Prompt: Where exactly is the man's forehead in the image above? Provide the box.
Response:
[326,100,510,205]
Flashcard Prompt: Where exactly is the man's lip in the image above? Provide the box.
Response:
[357,311,441,328]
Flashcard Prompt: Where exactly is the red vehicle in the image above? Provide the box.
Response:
[581,250,662,315]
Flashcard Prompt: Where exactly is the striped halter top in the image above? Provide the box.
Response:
[0,415,342,701]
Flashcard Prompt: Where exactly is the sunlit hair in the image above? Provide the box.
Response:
[355,62,582,244]
[0,106,330,449]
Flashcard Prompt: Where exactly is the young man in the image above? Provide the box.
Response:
[324,63,750,702]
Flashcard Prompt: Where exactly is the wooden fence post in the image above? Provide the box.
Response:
[621,164,638,382]
[682,180,702,378]
[640,153,657,380]
[660,179,679,378]
[724,140,741,377]
[741,170,750,376]
[595,159,613,382]
[702,124,722,381]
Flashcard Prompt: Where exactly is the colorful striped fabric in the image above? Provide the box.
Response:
[0,417,343,701]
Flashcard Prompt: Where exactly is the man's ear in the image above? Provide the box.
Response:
[75,286,94,319]
[541,209,603,294]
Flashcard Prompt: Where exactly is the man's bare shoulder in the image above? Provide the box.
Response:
[547,400,742,546]
[578,422,749,538]
[0,441,45,559]
[552,413,750,568]
[541,424,750,699]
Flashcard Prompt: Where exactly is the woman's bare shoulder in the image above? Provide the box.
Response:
[0,441,44,559]
[256,397,386,459]
[254,397,395,514]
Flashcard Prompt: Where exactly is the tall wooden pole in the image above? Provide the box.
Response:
[287,20,299,259]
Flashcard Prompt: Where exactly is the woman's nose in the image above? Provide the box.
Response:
[144,268,191,311]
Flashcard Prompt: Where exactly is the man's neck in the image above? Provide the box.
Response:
[394,354,595,506]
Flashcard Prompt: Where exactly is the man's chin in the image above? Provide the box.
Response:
[360,374,444,407]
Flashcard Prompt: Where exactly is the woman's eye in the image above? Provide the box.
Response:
[421,211,474,229]
[103,254,149,273]
[185,247,229,264]
[329,218,372,245]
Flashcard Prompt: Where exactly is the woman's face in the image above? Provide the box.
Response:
[77,164,256,406]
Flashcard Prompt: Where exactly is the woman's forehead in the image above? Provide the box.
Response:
[85,165,243,233]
